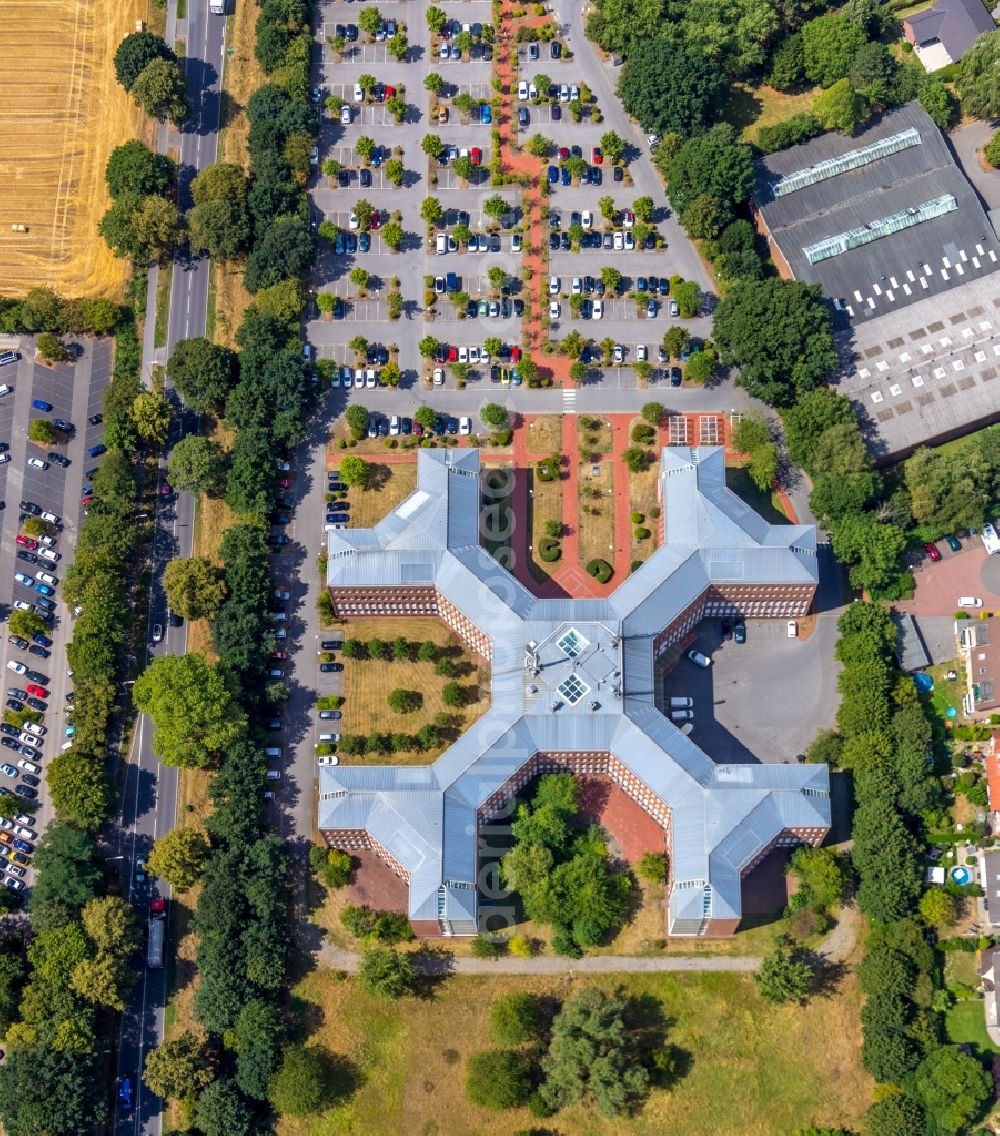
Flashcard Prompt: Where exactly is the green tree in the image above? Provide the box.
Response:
[481,403,508,427]
[527,133,551,157]
[662,326,690,359]
[130,56,191,124]
[489,993,542,1045]
[358,945,416,999]
[424,71,444,95]
[421,133,443,158]
[713,278,836,407]
[0,1045,105,1136]
[812,79,868,133]
[801,13,867,88]
[114,31,174,90]
[426,4,447,31]
[143,1032,214,1100]
[830,511,906,597]
[600,130,626,162]
[268,1046,338,1116]
[917,887,956,928]
[857,946,915,998]
[454,156,474,182]
[465,1050,533,1110]
[864,1095,925,1136]
[243,216,313,292]
[960,30,1000,119]
[359,5,384,39]
[131,390,172,444]
[387,689,421,714]
[381,220,404,251]
[194,1079,254,1136]
[483,194,509,222]
[918,76,959,130]
[167,434,228,496]
[339,454,370,487]
[619,38,724,136]
[666,125,754,233]
[105,139,175,198]
[788,846,844,910]
[636,851,668,881]
[913,1047,991,1134]
[133,653,247,769]
[146,827,210,891]
[601,267,622,293]
[441,682,464,707]
[420,197,444,227]
[167,337,237,412]
[163,557,227,621]
[540,987,651,1118]
[768,33,805,89]
[28,418,57,444]
[754,935,815,1003]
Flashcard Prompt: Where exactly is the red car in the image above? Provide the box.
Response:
[470,147,482,166]
[559,146,569,160]
[384,85,396,98]
[15,535,37,550]
[160,482,172,495]
[924,541,942,562]
[25,684,46,699]
[278,478,292,490]
[81,496,92,506]
[511,346,522,362]
[370,211,382,230]
[592,146,603,164]
[270,650,288,660]
[413,423,423,436]
[447,345,458,362]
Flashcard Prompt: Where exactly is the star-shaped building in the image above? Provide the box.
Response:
[320,447,830,937]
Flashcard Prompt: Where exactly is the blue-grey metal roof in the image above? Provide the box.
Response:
[321,447,828,931]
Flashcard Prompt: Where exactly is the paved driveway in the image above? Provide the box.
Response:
[950,121,1000,210]
[665,613,841,764]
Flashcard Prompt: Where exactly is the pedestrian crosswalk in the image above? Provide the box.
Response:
[562,387,577,410]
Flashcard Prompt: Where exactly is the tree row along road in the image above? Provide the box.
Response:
[319,944,762,973]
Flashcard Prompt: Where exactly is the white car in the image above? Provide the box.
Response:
[27,457,48,471]
[365,370,377,389]
[354,369,365,388]
[17,759,40,776]
[433,367,445,385]
[389,416,400,435]
[623,210,635,229]
[18,734,40,749]
[592,300,603,320]
[670,709,693,721]
[669,299,680,317]
[309,146,319,166]
[636,344,648,362]
[581,211,592,229]
[511,233,522,253]
[0,386,11,398]
[518,80,528,100]
[687,650,711,668]
[787,620,798,638]
[549,275,559,295]
[459,416,471,435]
[613,231,624,251]
[317,754,340,766]
[624,231,634,250]
[354,82,364,102]
[612,344,624,364]
[348,211,359,231]
[571,277,581,294]
[469,347,480,364]
[40,511,59,525]
[22,723,44,737]
[549,300,560,319]
[13,824,36,841]
[958,596,984,608]
[6,661,25,675]
[528,82,538,99]
[458,347,469,363]
[35,570,57,586]
[0,454,9,465]
[38,548,59,563]
[560,83,570,102]
[480,349,491,365]
[340,104,352,125]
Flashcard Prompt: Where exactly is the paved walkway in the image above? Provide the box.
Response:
[319,942,761,974]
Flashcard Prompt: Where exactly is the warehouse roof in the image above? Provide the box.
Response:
[755,103,1000,325]
[320,448,828,934]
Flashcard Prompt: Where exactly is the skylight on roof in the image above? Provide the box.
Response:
[557,627,589,658]
[772,127,921,198]
[803,194,957,264]
[557,674,590,705]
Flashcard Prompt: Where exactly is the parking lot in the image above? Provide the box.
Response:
[0,337,112,889]
[662,615,841,764]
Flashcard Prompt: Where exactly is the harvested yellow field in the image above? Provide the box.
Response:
[0,0,146,299]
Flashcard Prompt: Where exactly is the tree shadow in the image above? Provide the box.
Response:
[722,84,763,133]
[411,944,456,997]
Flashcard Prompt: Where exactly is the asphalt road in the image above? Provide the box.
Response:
[115,1,225,1133]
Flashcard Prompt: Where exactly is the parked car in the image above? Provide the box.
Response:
[687,650,711,668]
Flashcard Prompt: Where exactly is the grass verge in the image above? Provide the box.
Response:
[529,466,562,582]
[577,461,615,569]
[153,261,173,349]
[526,412,563,455]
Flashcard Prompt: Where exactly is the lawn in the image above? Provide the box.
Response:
[725,467,789,525]
[278,968,870,1136]
[726,82,820,143]
[337,617,490,763]
[577,462,616,570]
[530,466,563,582]
[946,947,981,990]
[628,464,662,570]
[343,462,418,529]
[526,412,564,456]
[946,998,999,1055]
[577,414,614,460]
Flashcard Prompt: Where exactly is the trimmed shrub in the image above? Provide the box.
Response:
[538,538,561,562]
[587,559,613,584]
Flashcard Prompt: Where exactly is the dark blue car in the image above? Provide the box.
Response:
[118,1078,133,1112]
[548,164,557,183]
[325,513,350,524]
